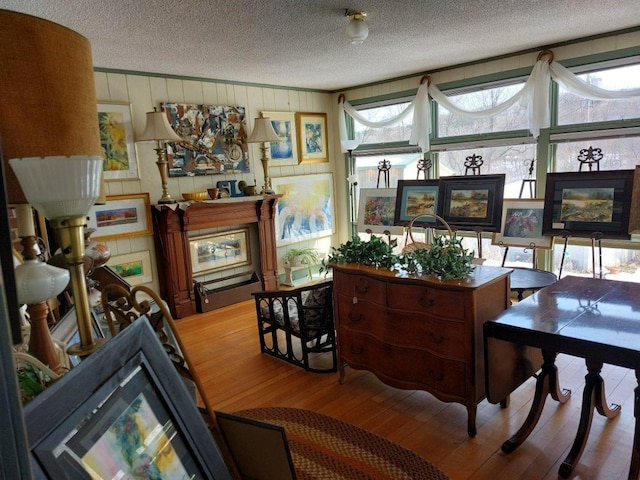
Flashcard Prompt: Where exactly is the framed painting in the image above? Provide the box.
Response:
[161,103,249,176]
[492,199,553,249]
[542,169,635,239]
[23,320,233,479]
[357,188,404,235]
[296,112,328,164]
[86,193,152,241]
[272,174,335,246]
[437,174,505,232]
[97,102,140,181]
[394,180,440,227]
[107,251,153,286]
[262,111,298,165]
[189,228,251,275]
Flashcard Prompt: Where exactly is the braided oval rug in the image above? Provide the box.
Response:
[235,407,450,480]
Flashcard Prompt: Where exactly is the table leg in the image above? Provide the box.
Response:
[628,369,640,480]
[502,349,571,453]
[559,358,621,478]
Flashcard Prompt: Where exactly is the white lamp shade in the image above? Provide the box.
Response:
[15,260,69,305]
[247,117,281,143]
[346,19,368,44]
[9,156,103,219]
[137,110,182,142]
[341,140,360,152]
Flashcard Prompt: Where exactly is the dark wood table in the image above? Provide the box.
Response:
[484,276,640,479]
[509,267,557,300]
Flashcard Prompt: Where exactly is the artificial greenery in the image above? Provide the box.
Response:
[322,232,475,281]
[320,235,399,273]
[401,234,475,280]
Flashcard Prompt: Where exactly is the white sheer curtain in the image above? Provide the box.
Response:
[338,52,640,153]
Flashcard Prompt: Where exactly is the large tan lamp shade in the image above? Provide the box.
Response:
[0,10,106,358]
[247,117,281,195]
[137,108,183,204]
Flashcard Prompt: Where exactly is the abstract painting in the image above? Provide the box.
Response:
[162,103,250,176]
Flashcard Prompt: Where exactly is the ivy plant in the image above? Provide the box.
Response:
[322,232,475,281]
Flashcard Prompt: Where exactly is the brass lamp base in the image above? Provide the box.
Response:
[259,144,274,195]
[49,216,102,357]
[155,145,176,204]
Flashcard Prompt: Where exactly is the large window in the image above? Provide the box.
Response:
[347,56,640,280]
[557,63,640,125]
[437,145,537,197]
[437,82,528,137]
[353,101,413,145]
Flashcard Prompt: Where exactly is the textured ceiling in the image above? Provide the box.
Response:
[2,1,639,91]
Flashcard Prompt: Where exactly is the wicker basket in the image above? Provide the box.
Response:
[402,213,454,254]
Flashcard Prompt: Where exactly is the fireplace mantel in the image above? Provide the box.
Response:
[151,195,281,318]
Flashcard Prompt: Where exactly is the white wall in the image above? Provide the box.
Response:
[94,73,337,292]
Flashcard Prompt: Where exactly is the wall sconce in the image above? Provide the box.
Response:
[0,10,106,358]
[136,108,183,204]
[247,117,281,195]
[345,9,368,44]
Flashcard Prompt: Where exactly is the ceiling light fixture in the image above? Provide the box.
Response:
[345,9,368,44]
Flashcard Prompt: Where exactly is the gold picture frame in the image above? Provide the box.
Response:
[97,102,140,181]
[86,193,152,241]
[296,112,328,164]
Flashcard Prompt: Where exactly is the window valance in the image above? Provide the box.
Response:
[338,50,640,153]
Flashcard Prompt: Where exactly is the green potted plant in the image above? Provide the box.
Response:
[284,247,322,278]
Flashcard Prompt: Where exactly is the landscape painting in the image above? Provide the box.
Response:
[438,174,505,232]
[560,188,614,222]
[542,170,635,239]
[189,229,250,274]
[449,189,489,218]
[394,180,440,227]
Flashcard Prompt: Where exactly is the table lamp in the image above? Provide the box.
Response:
[0,9,107,358]
[136,107,183,204]
[247,118,281,195]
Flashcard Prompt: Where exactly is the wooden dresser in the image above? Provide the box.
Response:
[332,263,512,437]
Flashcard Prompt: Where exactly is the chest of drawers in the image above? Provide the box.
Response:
[332,263,511,437]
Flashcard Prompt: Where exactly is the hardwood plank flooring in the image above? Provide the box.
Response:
[175,299,634,480]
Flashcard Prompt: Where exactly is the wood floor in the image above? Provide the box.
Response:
[175,299,636,480]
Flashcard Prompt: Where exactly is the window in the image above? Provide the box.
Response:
[346,56,640,282]
[437,82,529,137]
[557,63,640,125]
[353,101,412,144]
[437,144,537,197]
[553,137,640,172]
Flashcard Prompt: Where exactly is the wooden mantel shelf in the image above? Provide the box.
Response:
[151,195,281,318]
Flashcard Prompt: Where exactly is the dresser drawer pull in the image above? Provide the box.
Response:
[347,312,363,323]
[428,332,444,344]
[350,346,364,355]
[354,285,369,295]
[419,297,435,308]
